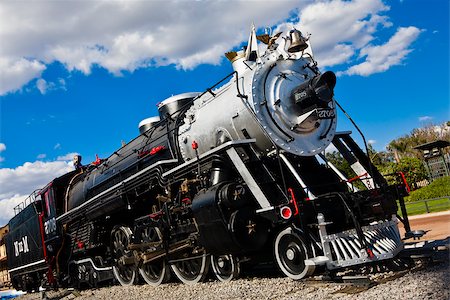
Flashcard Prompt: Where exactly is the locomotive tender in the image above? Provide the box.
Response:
[5,25,410,290]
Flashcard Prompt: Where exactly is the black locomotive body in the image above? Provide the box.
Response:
[5,27,411,290]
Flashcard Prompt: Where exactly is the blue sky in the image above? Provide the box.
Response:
[0,0,448,225]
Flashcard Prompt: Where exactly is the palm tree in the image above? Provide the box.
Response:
[388,137,409,163]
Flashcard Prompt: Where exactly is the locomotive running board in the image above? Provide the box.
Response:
[8,259,46,274]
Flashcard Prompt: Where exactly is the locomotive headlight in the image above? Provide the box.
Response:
[293,71,336,112]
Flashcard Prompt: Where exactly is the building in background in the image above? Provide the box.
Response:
[0,225,10,289]
[414,140,450,182]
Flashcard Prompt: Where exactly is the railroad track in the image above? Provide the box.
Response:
[38,239,450,299]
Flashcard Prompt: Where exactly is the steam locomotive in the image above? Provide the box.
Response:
[5,26,411,291]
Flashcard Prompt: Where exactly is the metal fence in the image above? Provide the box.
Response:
[398,196,450,216]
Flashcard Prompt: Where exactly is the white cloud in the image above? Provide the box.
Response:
[57,152,79,161]
[58,78,67,91]
[37,153,46,159]
[419,116,433,122]
[0,1,300,94]
[0,143,5,163]
[316,44,355,69]
[54,143,61,150]
[0,159,74,225]
[340,26,421,76]
[368,139,377,144]
[0,0,422,95]
[36,78,66,95]
[276,0,392,68]
[36,78,50,94]
[0,57,46,95]
[0,194,27,225]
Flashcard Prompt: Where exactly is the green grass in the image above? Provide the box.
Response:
[397,196,450,217]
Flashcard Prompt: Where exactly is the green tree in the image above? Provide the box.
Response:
[368,144,394,168]
[324,151,353,179]
[387,122,450,162]
[325,146,425,189]
[387,136,411,162]
[392,157,427,189]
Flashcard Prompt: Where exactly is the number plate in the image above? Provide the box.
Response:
[317,108,335,119]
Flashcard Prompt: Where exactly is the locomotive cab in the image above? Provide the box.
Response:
[6,199,46,292]
[6,170,79,291]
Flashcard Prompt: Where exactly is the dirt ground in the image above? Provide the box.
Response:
[398,210,450,241]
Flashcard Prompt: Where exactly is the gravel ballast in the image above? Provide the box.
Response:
[17,254,449,300]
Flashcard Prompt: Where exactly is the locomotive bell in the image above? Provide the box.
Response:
[288,29,308,53]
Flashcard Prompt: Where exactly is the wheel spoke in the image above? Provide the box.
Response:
[138,226,169,286]
[170,253,209,285]
[111,226,137,286]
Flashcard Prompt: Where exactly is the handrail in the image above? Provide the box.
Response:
[13,189,41,216]
[334,100,375,181]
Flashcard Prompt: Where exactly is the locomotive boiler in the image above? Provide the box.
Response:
[5,25,411,291]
